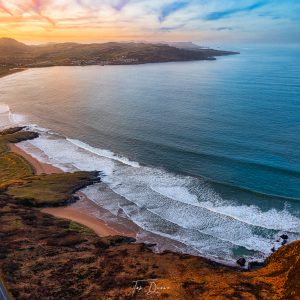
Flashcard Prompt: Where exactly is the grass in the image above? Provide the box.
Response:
[7,172,97,206]
[0,128,37,187]
[0,127,98,205]
[0,141,8,153]
[0,152,34,187]
[0,130,38,144]
[68,221,94,235]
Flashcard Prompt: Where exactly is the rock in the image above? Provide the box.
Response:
[280,234,288,240]
[144,243,157,248]
[236,257,246,267]
[281,239,287,246]
[107,236,136,246]
[271,247,275,252]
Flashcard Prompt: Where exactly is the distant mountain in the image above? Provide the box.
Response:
[0,37,30,54]
[165,42,208,50]
[0,38,238,68]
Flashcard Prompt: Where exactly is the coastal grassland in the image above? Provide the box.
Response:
[0,141,8,153]
[0,128,38,187]
[67,220,94,235]
[0,127,99,206]
[6,172,99,206]
[0,127,299,300]
[0,152,34,187]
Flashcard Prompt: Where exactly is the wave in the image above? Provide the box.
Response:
[128,135,300,201]
[2,105,299,262]
[2,100,299,203]
[82,183,259,262]
[151,185,300,231]
[0,102,26,128]
[82,183,273,262]
[66,138,140,168]
[140,135,300,179]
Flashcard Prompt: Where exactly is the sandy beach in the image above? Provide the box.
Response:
[9,143,63,175]
[43,192,137,237]
[9,143,135,238]
[43,205,124,237]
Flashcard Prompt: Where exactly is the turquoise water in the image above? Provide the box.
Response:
[1,44,300,262]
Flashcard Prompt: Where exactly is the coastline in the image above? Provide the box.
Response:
[9,142,136,238]
[5,123,298,263]
[0,45,299,297]
[42,193,137,238]
[42,205,127,237]
[1,128,300,299]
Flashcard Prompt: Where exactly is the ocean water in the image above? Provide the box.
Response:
[1,44,300,263]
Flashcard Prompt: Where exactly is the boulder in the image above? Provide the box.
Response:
[280,234,288,240]
[144,243,157,248]
[236,257,246,267]
[107,236,136,246]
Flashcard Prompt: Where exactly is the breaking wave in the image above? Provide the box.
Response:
[10,122,300,263]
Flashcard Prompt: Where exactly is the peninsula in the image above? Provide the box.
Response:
[0,38,238,73]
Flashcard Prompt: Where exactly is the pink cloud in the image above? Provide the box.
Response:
[0,1,13,15]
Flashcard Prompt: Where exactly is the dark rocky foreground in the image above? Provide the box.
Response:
[0,128,299,300]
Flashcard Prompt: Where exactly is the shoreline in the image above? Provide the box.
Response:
[42,192,137,238]
[5,143,254,267]
[9,142,136,238]
[1,129,300,298]
[0,68,27,79]
[42,206,128,237]
[7,138,290,265]
[0,53,237,80]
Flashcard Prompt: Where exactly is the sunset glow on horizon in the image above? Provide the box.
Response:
[0,0,299,44]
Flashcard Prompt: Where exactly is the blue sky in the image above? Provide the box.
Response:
[0,0,299,43]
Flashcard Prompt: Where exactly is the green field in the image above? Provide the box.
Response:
[0,127,98,205]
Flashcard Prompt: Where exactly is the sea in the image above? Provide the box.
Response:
[1,44,300,264]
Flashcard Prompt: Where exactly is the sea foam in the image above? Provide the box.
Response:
[12,124,300,263]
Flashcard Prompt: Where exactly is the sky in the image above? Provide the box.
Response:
[0,0,299,44]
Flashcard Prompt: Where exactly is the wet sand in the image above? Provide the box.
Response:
[43,205,124,237]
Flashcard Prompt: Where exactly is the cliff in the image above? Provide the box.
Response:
[0,128,298,300]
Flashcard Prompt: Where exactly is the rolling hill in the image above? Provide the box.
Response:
[0,38,238,69]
